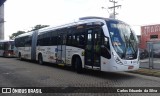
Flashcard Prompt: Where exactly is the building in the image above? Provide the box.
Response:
[0,0,6,40]
[140,24,160,58]
[140,24,160,49]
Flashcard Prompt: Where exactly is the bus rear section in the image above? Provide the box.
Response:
[0,40,15,57]
[14,31,37,60]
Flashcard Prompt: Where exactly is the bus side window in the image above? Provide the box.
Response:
[67,35,72,45]
[0,43,4,49]
[50,36,57,45]
[37,35,42,46]
[57,36,61,45]
[73,33,85,48]
[78,35,85,47]
[19,37,25,47]
[63,36,66,45]
[72,35,78,46]
[25,36,32,47]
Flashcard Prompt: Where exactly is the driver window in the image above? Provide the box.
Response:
[101,36,111,59]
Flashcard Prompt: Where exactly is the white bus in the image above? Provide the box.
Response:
[0,40,15,57]
[15,17,139,72]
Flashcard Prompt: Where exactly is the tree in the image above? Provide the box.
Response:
[31,24,49,31]
[9,31,26,40]
[9,24,49,40]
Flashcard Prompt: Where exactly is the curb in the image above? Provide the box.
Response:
[129,68,160,77]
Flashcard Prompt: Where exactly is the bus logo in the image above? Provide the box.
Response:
[2,88,11,93]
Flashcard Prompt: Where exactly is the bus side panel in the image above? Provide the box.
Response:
[17,47,24,58]
[25,47,31,59]
[65,46,72,65]
[36,46,57,63]
[100,56,112,72]
[20,47,31,60]
[66,46,84,67]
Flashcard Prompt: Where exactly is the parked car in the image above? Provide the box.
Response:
[153,49,160,58]
[139,49,149,59]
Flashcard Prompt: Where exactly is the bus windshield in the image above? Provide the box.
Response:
[106,20,138,60]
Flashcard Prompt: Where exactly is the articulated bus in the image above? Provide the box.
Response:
[15,17,139,72]
[0,40,15,57]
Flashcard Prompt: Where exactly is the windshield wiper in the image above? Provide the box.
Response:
[123,34,128,59]
[123,34,137,59]
[128,41,136,57]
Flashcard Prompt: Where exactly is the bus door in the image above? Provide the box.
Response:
[57,34,66,64]
[85,28,101,68]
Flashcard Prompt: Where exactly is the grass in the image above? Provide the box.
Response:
[131,68,160,77]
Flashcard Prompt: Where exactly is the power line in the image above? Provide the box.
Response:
[108,0,121,19]
[101,7,110,14]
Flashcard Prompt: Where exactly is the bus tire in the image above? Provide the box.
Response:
[38,54,43,65]
[75,57,83,73]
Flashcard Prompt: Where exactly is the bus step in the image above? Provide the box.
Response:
[84,65,100,70]
[92,66,100,70]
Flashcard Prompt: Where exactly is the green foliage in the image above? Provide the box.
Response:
[9,31,26,40]
[31,24,49,31]
[9,24,49,40]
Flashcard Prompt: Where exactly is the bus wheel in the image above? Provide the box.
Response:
[75,57,82,73]
[38,54,43,65]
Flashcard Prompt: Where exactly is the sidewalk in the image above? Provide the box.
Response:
[130,68,160,77]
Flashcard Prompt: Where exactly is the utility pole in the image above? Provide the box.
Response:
[0,4,4,40]
[108,0,121,19]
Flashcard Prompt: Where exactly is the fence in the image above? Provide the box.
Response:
[140,41,160,69]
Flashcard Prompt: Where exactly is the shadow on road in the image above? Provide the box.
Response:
[81,70,136,80]
[16,58,136,81]
[45,62,136,81]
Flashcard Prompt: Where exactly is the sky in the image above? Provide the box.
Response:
[4,0,160,39]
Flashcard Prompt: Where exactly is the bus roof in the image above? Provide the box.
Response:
[38,16,119,33]
[42,17,125,33]
[0,40,14,43]
[15,31,33,39]
[15,16,128,37]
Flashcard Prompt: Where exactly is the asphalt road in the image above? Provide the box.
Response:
[0,57,160,96]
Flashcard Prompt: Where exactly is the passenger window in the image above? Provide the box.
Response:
[67,35,72,45]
